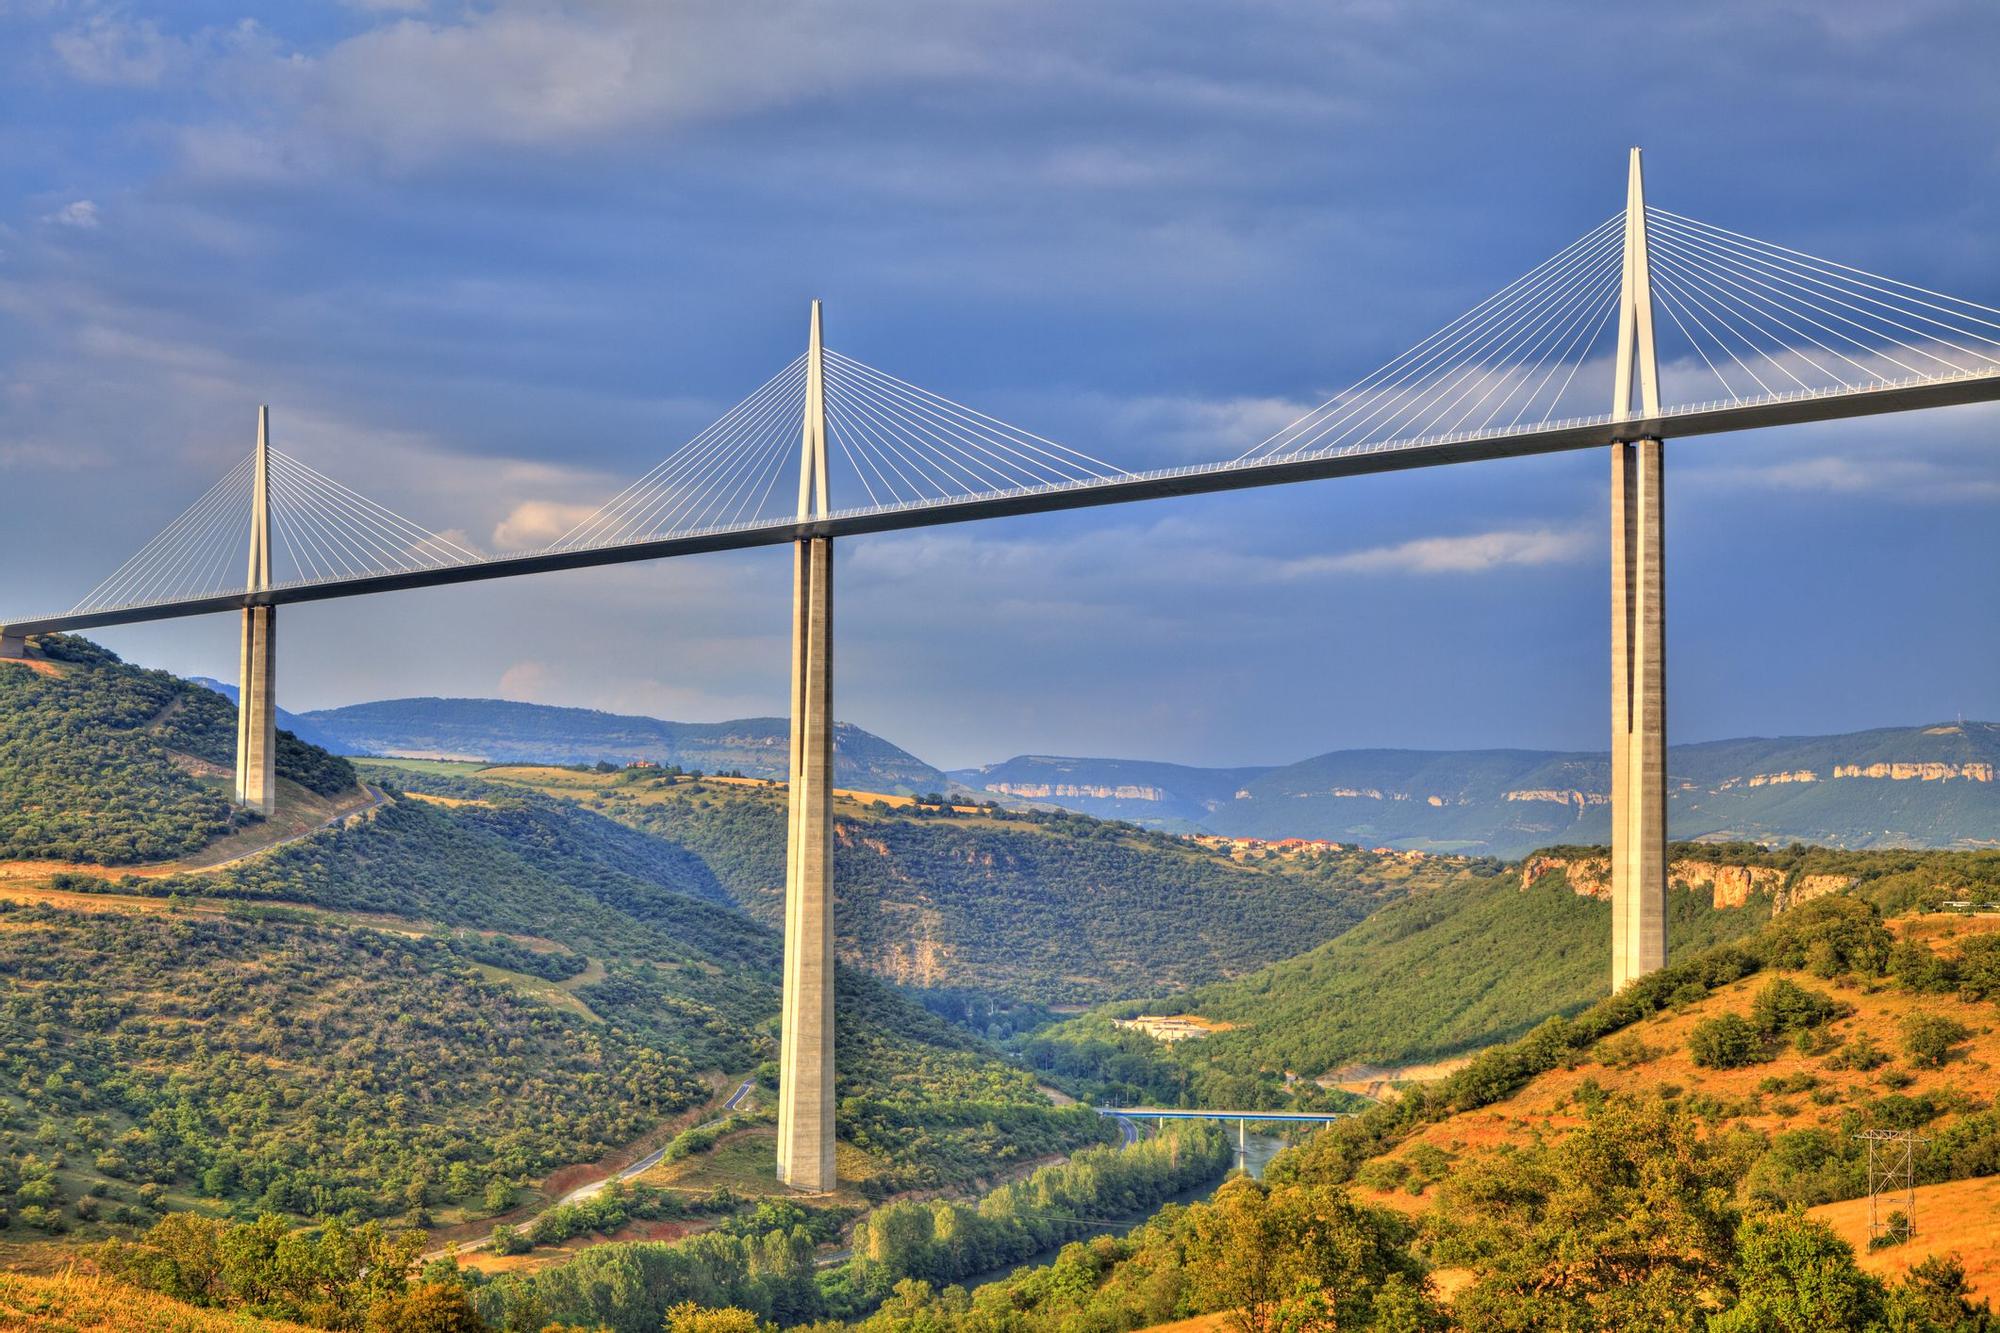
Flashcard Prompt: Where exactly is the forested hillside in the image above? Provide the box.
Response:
[0,637,355,864]
[378,762,1453,1004]
[811,896,2000,1331]
[1026,846,2000,1107]
[75,895,2000,1330]
[0,643,1116,1247]
[0,774,1101,1243]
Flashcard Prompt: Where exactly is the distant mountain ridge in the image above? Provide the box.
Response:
[238,687,1998,856]
[993,723,2000,857]
[944,754,1273,826]
[192,677,343,753]
[292,696,948,793]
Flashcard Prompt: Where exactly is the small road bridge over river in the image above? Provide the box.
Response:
[1099,1107,1357,1169]
[6,152,1998,1194]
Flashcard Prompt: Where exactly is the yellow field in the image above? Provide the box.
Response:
[0,1270,318,1332]
[1810,1176,2000,1305]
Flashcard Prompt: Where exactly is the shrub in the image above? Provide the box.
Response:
[1354,1159,1409,1192]
[1750,977,1843,1037]
[1688,1013,1765,1069]
[1596,1031,1661,1070]
[1899,1012,1971,1070]
[1824,1032,1889,1072]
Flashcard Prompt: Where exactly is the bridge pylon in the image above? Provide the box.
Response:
[1610,148,1667,990]
[777,301,837,1193]
[233,406,278,817]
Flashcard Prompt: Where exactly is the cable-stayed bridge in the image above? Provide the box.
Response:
[4,152,1997,1193]
[10,193,1999,636]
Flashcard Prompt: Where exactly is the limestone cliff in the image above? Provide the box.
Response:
[1518,852,1853,913]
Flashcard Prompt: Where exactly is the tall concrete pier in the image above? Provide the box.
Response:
[1610,149,1667,990]
[233,406,278,816]
[776,302,837,1192]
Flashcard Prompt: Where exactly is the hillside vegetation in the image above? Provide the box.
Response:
[40,896,2000,1331]
[1024,846,2000,1109]
[0,637,355,865]
[376,762,1458,1005]
[0,775,1101,1243]
[0,642,1119,1252]
[826,896,2000,1331]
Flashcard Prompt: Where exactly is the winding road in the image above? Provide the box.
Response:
[423,1077,757,1262]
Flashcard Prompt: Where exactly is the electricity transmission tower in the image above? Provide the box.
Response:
[1856,1129,1928,1243]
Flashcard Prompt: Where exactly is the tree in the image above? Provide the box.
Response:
[1711,1212,1886,1332]
[366,1281,491,1333]
[1434,1094,1747,1332]
[1182,1176,1435,1333]
[1751,978,1843,1037]
[662,1302,775,1333]
[1885,1254,1996,1332]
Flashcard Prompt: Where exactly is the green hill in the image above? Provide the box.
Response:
[296,696,947,792]
[381,763,1458,1007]
[0,636,356,864]
[0,644,1109,1245]
[1027,844,2000,1106]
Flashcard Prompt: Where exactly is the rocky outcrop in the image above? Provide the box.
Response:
[983,782,1167,801]
[1744,770,1818,787]
[1519,853,1854,913]
[1504,789,1611,806]
[1672,861,1787,909]
[1521,854,1612,899]
[1832,762,1993,783]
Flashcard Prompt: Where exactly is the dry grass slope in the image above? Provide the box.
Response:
[0,1269,319,1332]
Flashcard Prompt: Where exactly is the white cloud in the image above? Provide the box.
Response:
[50,16,180,87]
[496,659,554,701]
[1280,526,1593,576]
[44,200,100,229]
[1730,455,2000,503]
[850,516,1593,591]
[491,499,602,550]
[302,2,995,165]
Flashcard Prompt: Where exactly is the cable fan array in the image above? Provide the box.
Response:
[1642,208,2000,400]
[1236,214,1629,464]
[1237,207,2000,467]
[72,449,478,614]
[53,198,2000,615]
[821,350,1125,508]
[551,350,1127,551]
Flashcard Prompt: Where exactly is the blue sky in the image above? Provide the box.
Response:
[2,0,1996,769]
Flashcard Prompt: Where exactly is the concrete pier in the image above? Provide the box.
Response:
[233,407,277,817]
[0,630,24,659]
[1610,149,1668,990]
[1610,439,1666,988]
[777,303,837,1192]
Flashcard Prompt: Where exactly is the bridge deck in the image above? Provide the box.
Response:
[7,369,1998,637]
